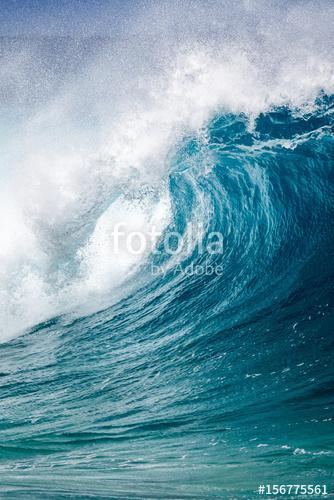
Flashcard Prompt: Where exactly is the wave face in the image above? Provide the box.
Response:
[0,1,334,497]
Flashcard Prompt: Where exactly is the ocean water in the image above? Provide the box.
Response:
[0,2,334,498]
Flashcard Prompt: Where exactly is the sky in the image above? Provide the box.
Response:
[1,0,326,38]
[0,0,140,36]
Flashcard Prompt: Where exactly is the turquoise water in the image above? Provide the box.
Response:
[1,101,333,497]
[0,6,334,497]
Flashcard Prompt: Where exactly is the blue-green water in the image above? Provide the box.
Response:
[0,6,334,497]
[1,100,333,498]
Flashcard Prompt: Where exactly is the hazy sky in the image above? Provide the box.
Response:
[0,0,141,36]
